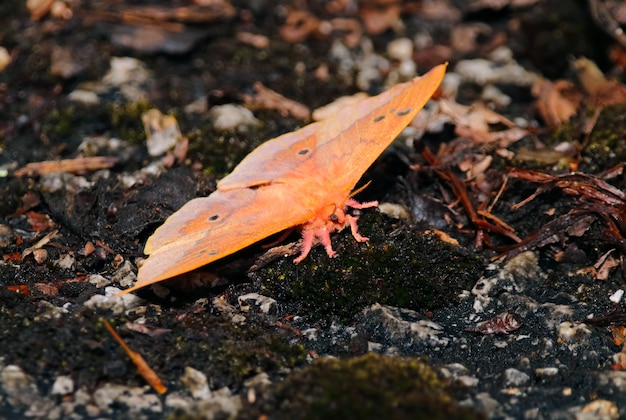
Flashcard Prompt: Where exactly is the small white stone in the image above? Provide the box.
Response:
[387,38,413,61]
[0,46,11,72]
[93,383,162,414]
[180,367,211,400]
[238,293,277,314]
[609,289,624,303]
[502,368,529,387]
[54,254,75,270]
[68,89,100,105]
[208,104,259,131]
[51,376,74,395]
[535,367,559,378]
[88,274,112,288]
[557,321,591,343]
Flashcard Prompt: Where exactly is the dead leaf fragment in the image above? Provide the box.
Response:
[236,31,270,49]
[104,320,167,394]
[27,0,55,21]
[22,229,59,259]
[14,156,118,177]
[359,0,402,34]
[279,10,322,43]
[26,211,55,232]
[466,311,522,334]
[572,57,626,107]
[243,82,310,120]
[532,79,581,130]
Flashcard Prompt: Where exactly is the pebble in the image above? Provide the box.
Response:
[88,274,112,288]
[238,293,277,314]
[454,47,540,86]
[111,260,137,289]
[180,367,211,400]
[68,89,99,105]
[0,224,16,248]
[609,289,624,303]
[54,254,75,270]
[51,376,74,395]
[535,367,559,378]
[102,57,153,102]
[386,38,413,61]
[579,399,619,419]
[0,46,11,71]
[92,383,162,414]
[1,365,38,407]
[83,287,143,314]
[208,104,259,131]
[502,368,530,387]
[557,321,591,343]
[34,301,68,321]
[358,303,449,348]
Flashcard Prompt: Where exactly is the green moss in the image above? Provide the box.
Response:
[186,127,256,178]
[216,328,307,381]
[106,100,152,144]
[241,353,485,420]
[585,104,626,171]
[186,112,299,178]
[256,213,483,322]
[42,106,78,142]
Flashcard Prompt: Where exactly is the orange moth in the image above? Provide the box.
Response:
[120,63,447,295]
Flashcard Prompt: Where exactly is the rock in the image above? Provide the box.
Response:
[502,368,530,387]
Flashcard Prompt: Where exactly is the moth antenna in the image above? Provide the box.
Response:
[349,181,372,199]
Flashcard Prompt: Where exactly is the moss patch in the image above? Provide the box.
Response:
[240,353,485,420]
[255,213,483,322]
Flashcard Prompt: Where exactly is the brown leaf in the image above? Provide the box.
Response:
[14,156,118,177]
[573,57,626,107]
[243,82,311,120]
[466,311,522,335]
[359,0,401,34]
[279,10,322,43]
[532,79,581,130]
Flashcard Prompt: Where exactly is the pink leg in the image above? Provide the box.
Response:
[347,215,369,242]
[294,230,314,263]
[316,228,337,258]
[346,199,379,209]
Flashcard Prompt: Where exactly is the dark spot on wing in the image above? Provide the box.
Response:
[373,115,385,122]
[396,107,413,116]
[208,214,220,222]
[196,249,218,257]
[298,148,310,156]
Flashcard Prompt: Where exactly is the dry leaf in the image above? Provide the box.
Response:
[243,82,310,120]
[532,79,581,130]
[14,156,118,177]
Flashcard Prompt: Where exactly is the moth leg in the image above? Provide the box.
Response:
[346,199,379,209]
[345,198,377,242]
[347,215,369,242]
[294,229,315,263]
[316,227,337,259]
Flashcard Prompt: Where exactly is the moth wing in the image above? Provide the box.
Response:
[218,64,446,192]
[217,122,321,190]
[123,186,313,294]
[310,63,447,191]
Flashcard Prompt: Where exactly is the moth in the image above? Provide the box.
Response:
[120,63,446,294]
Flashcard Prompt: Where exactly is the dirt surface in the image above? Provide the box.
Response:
[2,0,626,419]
